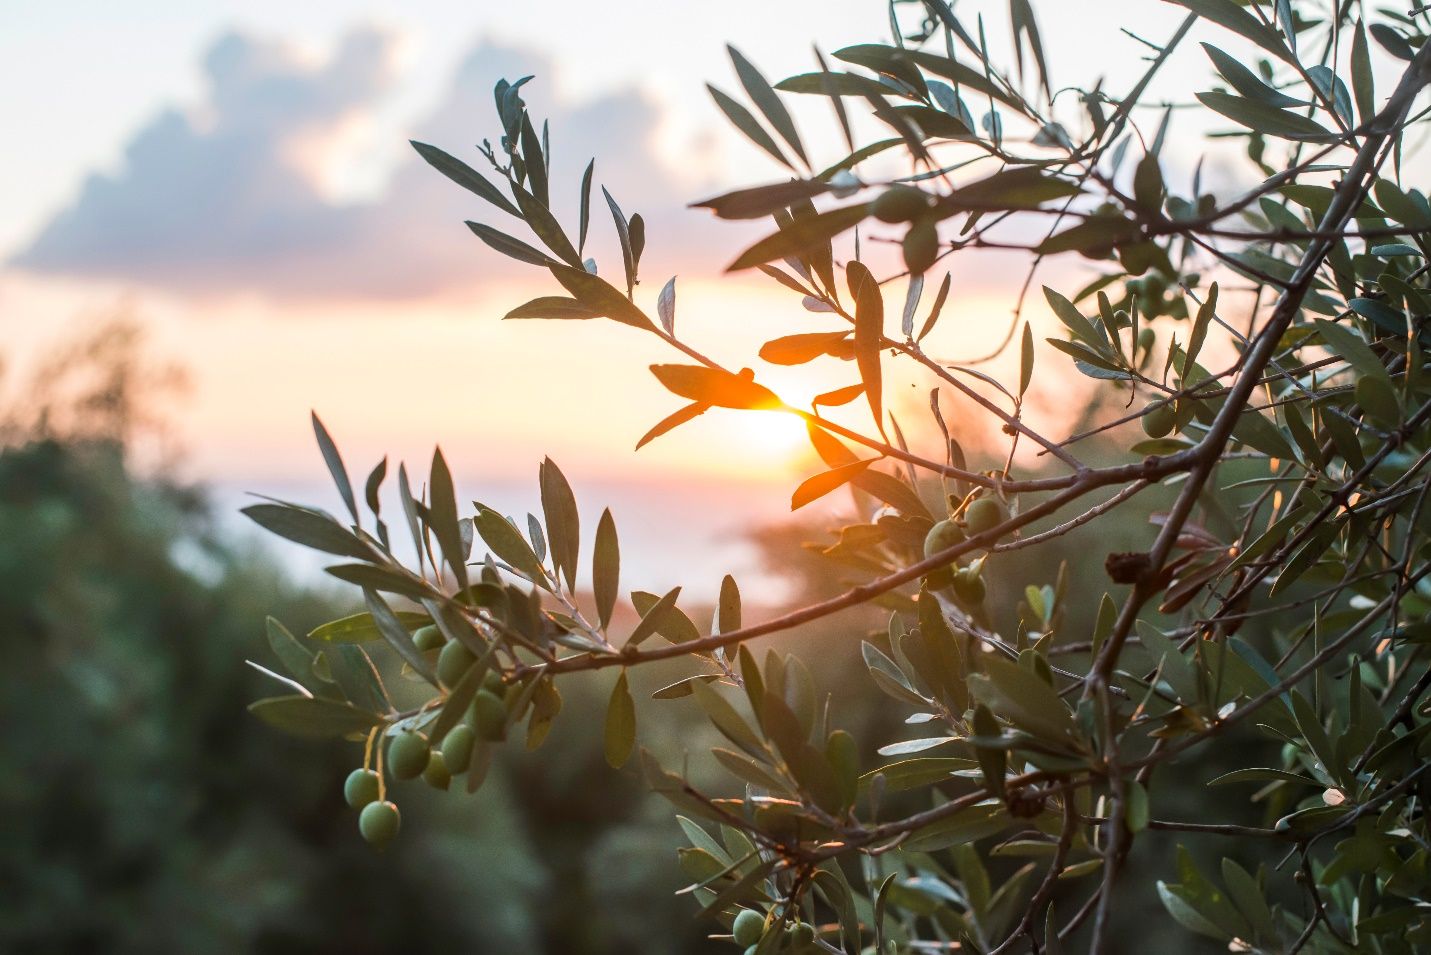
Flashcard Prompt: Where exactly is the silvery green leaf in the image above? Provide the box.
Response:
[901,273,924,339]
[657,277,677,335]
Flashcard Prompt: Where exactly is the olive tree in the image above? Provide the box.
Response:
[244,1,1431,951]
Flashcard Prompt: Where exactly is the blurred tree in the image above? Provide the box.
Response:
[0,320,724,953]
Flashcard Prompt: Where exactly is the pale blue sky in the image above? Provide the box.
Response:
[0,0,894,254]
[1,0,1242,258]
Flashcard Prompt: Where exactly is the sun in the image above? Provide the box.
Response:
[690,410,812,480]
[733,412,811,469]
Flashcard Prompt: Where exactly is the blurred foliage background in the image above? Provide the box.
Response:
[0,320,1258,953]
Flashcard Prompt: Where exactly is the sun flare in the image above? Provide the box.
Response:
[694,410,812,480]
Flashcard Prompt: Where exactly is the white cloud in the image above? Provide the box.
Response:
[11,28,714,300]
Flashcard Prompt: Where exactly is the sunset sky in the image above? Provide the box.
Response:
[3,1,1422,594]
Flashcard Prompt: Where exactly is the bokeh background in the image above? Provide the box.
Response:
[3,2,1425,951]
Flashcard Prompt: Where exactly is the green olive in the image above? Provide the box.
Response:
[387,731,430,780]
[963,498,1006,537]
[871,184,929,223]
[472,689,508,741]
[1137,327,1156,352]
[482,669,505,694]
[902,219,939,274]
[343,768,381,809]
[732,909,765,946]
[422,749,451,790]
[1142,401,1176,438]
[437,640,476,688]
[924,519,966,562]
[358,800,400,847]
[953,567,986,606]
[441,723,476,774]
[412,624,445,652]
[787,922,816,949]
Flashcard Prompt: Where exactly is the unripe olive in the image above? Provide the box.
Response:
[343,768,381,809]
[788,922,816,948]
[422,749,451,790]
[412,624,444,652]
[472,689,508,741]
[902,219,939,274]
[358,800,400,847]
[1137,327,1156,352]
[732,909,765,946]
[953,567,986,606]
[387,731,430,780]
[437,640,476,687]
[871,184,929,223]
[482,669,505,694]
[963,498,1006,536]
[441,723,476,774]
[1142,401,1176,438]
[924,519,966,562]
[1113,308,1130,328]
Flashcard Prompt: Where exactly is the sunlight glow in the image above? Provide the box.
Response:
[731,411,810,464]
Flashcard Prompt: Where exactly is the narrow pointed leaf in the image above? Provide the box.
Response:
[410,140,521,217]
[727,203,871,271]
[848,260,885,434]
[708,83,792,169]
[605,670,637,768]
[539,457,580,593]
[791,459,874,510]
[550,264,656,330]
[728,45,807,165]
[593,508,620,630]
[649,365,782,410]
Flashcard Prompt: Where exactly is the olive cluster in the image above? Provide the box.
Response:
[728,908,819,953]
[921,496,1007,609]
[342,624,512,848]
[870,184,940,274]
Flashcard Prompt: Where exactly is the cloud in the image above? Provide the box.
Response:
[11,29,714,299]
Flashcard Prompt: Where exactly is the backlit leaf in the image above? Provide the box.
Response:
[848,260,885,434]
[649,365,783,410]
[791,459,874,510]
[758,331,850,365]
